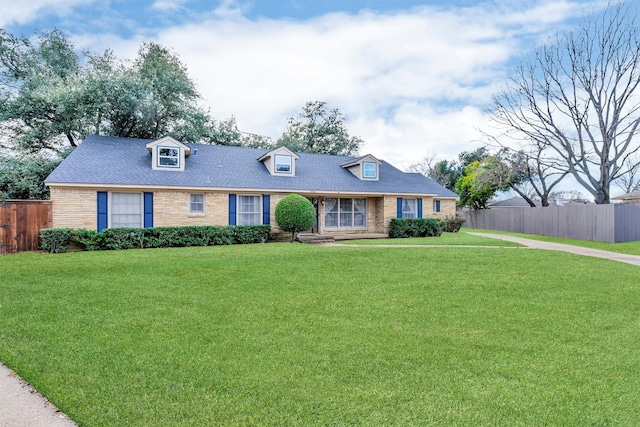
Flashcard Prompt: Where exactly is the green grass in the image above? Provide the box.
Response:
[1,244,640,425]
[342,230,523,246]
[466,228,640,255]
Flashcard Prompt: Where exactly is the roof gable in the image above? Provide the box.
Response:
[257,146,300,177]
[145,136,191,172]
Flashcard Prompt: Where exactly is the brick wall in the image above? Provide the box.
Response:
[50,187,456,234]
[50,187,97,230]
[153,191,228,227]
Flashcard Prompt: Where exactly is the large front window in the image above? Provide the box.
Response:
[325,198,366,228]
[402,198,417,218]
[111,192,142,228]
[238,195,262,225]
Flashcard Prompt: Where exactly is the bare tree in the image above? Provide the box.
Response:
[615,154,640,193]
[488,2,640,204]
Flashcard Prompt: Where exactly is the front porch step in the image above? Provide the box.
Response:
[297,233,335,244]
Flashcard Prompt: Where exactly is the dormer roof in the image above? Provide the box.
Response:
[341,154,381,181]
[258,146,300,177]
[145,136,191,172]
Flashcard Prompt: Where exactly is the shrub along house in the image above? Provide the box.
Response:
[45,135,457,238]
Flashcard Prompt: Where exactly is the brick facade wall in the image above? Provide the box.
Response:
[50,187,98,230]
[153,191,228,227]
[50,187,456,234]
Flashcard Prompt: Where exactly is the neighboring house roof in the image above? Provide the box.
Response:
[488,197,539,207]
[612,190,640,201]
[46,135,458,197]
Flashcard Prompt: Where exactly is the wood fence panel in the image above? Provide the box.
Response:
[464,204,640,243]
[0,200,52,254]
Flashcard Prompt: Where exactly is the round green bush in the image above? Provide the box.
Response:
[275,194,316,241]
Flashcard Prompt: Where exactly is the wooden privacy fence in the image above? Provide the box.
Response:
[463,203,640,243]
[0,200,52,255]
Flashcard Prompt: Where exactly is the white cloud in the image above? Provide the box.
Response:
[0,0,93,27]
[152,0,190,12]
[72,1,608,168]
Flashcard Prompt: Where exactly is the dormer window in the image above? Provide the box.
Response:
[275,154,292,173]
[341,154,381,181]
[146,136,190,172]
[158,147,180,168]
[258,147,299,177]
[362,162,377,179]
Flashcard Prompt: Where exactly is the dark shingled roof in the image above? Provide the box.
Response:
[46,135,458,197]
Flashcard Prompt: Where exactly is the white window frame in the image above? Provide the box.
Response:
[274,154,292,174]
[109,192,143,228]
[237,195,262,225]
[362,162,377,179]
[324,198,367,229]
[157,146,180,168]
[402,198,417,219]
[189,193,205,214]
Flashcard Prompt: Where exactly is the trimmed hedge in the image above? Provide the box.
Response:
[388,218,444,238]
[40,225,270,253]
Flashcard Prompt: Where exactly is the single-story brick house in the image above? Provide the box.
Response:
[45,135,457,237]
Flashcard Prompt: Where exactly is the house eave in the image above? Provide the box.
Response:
[46,182,455,198]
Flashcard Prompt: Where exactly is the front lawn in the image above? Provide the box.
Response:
[1,244,639,425]
[342,230,522,246]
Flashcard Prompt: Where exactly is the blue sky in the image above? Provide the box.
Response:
[1,0,613,183]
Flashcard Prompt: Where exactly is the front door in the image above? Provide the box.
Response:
[308,197,319,233]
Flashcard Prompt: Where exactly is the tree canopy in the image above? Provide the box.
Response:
[276,101,363,156]
[0,29,263,154]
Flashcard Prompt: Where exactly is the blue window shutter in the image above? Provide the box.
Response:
[435,200,441,212]
[229,194,237,225]
[397,198,402,218]
[143,192,154,228]
[97,191,108,232]
[417,198,423,218]
[262,195,270,225]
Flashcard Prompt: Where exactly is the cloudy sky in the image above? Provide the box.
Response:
[1,0,612,170]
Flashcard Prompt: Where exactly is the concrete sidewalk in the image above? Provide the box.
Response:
[468,232,640,266]
[0,362,77,427]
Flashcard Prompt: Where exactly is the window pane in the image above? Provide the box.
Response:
[402,199,416,219]
[237,195,261,225]
[190,194,204,213]
[159,157,178,166]
[158,147,180,168]
[363,162,376,178]
[275,155,292,173]
[111,193,142,228]
[354,198,366,226]
[325,213,338,228]
[339,198,352,213]
[324,198,338,227]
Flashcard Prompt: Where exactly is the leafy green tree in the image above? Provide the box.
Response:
[410,147,489,191]
[0,154,64,199]
[275,194,316,242]
[277,101,363,156]
[455,158,507,210]
[0,30,252,153]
